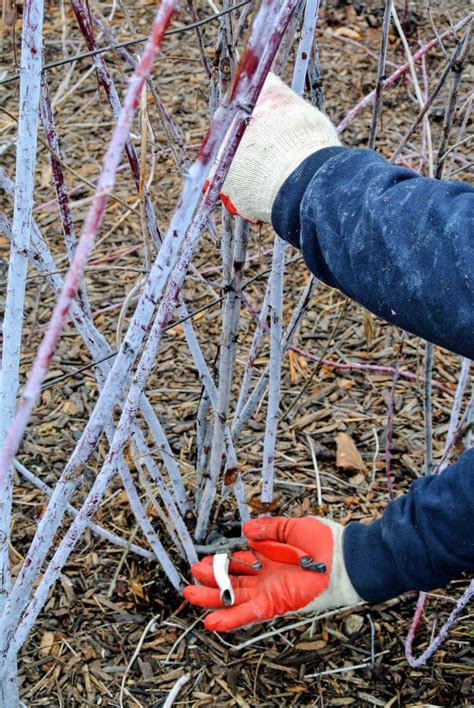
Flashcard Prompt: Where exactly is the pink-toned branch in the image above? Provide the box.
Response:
[337,13,473,133]
[406,581,474,667]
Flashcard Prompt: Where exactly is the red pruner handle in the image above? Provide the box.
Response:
[249,540,327,573]
[249,540,309,566]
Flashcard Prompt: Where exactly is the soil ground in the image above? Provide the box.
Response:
[0,1,473,705]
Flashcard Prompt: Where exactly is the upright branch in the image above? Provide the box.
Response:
[308,32,325,110]
[186,0,212,80]
[390,31,471,165]
[423,342,434,475]
[0,0,179,487]
[0,2,44,702]
[261,2,319,504]
[234,275,317,438]
[0,0,302,667]
[292,0,320,96]
[435,23,471,179]
[70,0,161,248]
[39,74,91,317]
[234,282,270,423]
[391,5,433,175]
[261,237,285,503]
[195,218,249,536]
[368,0,392,149]
[385,336,405,499]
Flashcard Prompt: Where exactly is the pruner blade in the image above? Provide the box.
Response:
[213,553,235,606]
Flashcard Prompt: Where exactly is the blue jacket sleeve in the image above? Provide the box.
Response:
[343,450,474,602]
[271,147,474,600]
[271,146,474,359]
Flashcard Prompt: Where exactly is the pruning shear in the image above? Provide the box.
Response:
[212,540,326,607]
[249,540,327,573]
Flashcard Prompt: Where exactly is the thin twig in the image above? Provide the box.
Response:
[390,30,470,165]
[337,13,473,133]
[163,673,192,708]
[423,342,434,475]
[119,613,161,708]
[435,23,471,179]
[391,5,434,175]
[14,460,154,560]
[0,0,253,86]
[368,0,392,149]
[385,336,405,499]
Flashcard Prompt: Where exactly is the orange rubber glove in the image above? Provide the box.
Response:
[183,516,361,631]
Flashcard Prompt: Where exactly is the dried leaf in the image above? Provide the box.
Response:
[247,493,281,514]
[349,472,365,486]
[130,580,146,600]
[39,631,56,658]
[224,466,239,486]
[115,490,129,505]
[333,26,361,40]
[288,350,298,384]
[123,441,137,472]
[335,432,367,474]
[288,350,309,384]
[337,378,356,391]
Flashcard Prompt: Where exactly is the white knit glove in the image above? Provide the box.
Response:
[218,72,340,224]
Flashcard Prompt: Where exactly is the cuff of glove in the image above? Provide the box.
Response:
[271,146,347,248]
[321,520,362,610]
[302,519,362,614]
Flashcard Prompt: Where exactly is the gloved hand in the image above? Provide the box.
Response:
[214,72,340,224]
[183,516,361,631]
